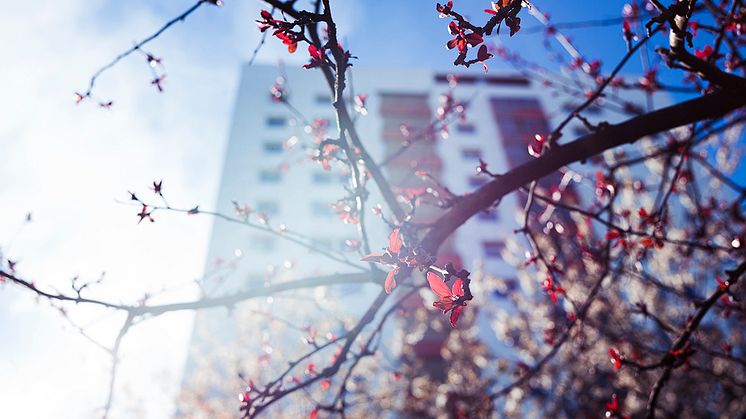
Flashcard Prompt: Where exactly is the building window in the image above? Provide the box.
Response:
[492,278,518,298]
[251,237,276,252]
[461,148,482,160]
[312,171,332,184]
[312,236,334,250]
[483,241,505,258]
[490,97,550,169]
[315,94,332,105]
[259,170,282,183]
[266,116,287,127]
[478,209,498,221]
[379,93,431,118]
[256,201,279,216]
[311,202,334,217]
[469,176,488,188]
[457,123,476,134]
[263,141,284,153]
[573,126,590,137]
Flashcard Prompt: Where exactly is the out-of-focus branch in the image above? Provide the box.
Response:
[81,0,212,98]
[101,312,134,419]
[0,269,380,317]
[644,259,746,419]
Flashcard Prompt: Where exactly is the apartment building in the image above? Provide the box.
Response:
[176,64,617,417]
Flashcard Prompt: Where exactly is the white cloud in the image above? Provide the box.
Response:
[0,1,271,417]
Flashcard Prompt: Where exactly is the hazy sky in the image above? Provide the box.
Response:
[0,1,722,418]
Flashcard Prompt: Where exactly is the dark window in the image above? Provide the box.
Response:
[485,76,530,86]
[562,102,601,114]
[312,172,332,184]
[259,170,282,183]
[251,237,276,252]
[492,278,518,298]
[311,202,334,218]
[434,74,530,86]
[433,74,478,84]
[263,141,284,153]
[379,93,431,118]
[478,209,498,221]
[483,241,505,258]
[490,97,550,169]
[313,237,333,249]
[457,123,476,134]
[266,116,286,127]
[256,201,279,216]
[315,94,332,105]
[469,176,489,188]
[462,148,482,160]
[573,126,590,137]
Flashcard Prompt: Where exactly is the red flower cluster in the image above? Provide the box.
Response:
[485,1,522,36]
[608,347,623,371]
[542,276,565,304]
[256,10,299,53]
[361,229,405,293]
[427,271,466,328]
[694,45,723,62]
[528,134,546,157]
[303,44,326,69]
[446,21,483,53]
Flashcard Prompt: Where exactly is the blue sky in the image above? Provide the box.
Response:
[0,1,740,418]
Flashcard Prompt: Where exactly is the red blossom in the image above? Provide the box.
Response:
[145,54,162,68]
[639,69,659,94]
[151,180,163,195]
[388,228,402,253]
[137,204,154,224]
[528,134,546,157]
[606,230,621,241]
[427,271,466,328]
[694,45,723,62]
[622,20,636,46]
[353,94,368,115]
[542,276,565,304]
[361,229,405,293]
[605,393,618,412]
[689,20,699,37]
[436,1,453,17]
[151,75,166,92]
[256,9,279,32]
[476,44,493,73]
[276,31,299,53]
[446,22,483,53]
[384,268,398,294]
[595,172,615,198]
[640,237,664,249]
[304,44,326,69]
[608,348,623,371]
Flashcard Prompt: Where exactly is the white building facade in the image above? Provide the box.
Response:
[177,64,619,417]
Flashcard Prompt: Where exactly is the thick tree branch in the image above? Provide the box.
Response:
[421,89,746,254]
